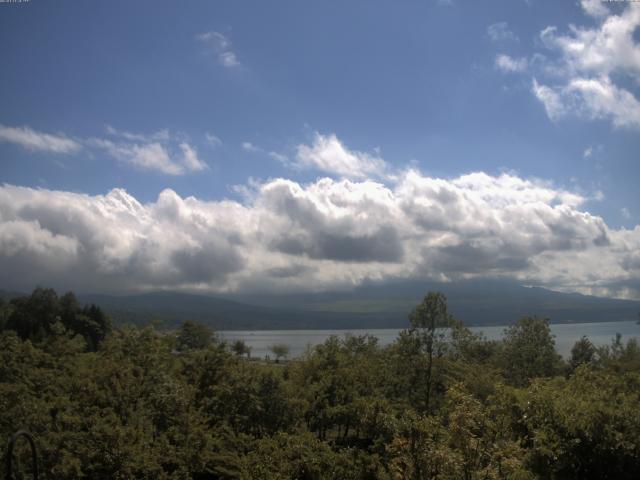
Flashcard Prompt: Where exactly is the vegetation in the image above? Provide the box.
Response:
[1,288,640,479]
[269,343,290,363]
[231,339,251,358]
[176,320,215,352]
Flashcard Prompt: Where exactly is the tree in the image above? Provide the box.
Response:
[407,292,455,412]
[231,339,251,358]
[6,287,59,341]
[176,320,213,351]
[522,367,640,479]
[270,343,290,363]
[2,289,111,350]
[570,335,596,371]
[501,316,561,386]
[597,334,640,372]
[0,297,11,332]
[61,303,112,351]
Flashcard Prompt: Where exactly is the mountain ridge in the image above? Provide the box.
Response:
[83,279,640,330]
[3,280,638,330]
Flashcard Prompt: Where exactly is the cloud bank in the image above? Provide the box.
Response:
[1,168,638,298]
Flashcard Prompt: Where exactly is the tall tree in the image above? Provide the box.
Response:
[570,335,596,371]
[501,316,561,386]
[408,292,455,412]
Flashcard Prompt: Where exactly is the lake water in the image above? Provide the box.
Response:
[218,321,640,359]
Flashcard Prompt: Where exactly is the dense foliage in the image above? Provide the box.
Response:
[1,289,640,479]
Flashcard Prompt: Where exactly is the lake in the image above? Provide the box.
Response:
[218,320,640,359]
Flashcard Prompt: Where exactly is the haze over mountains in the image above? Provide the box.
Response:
[65,280,640,330]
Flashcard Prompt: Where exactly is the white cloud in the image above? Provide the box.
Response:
[295,132,389,180]
[179,143,208,172]
[219,51,240,68]
[91,128,208,175]
[1,170,637,298]
[0,186,243,292]
[495,54,528,73]
[532,78,566,120]
[128,143,182,175]
[622,207,631,220]
[581,0,610,19]
[197,31,241,68]
[487,22,519,43]
[566,76,640,128]
[242,141,260,152]
[0,122,209,176]
[0,124,81,154]
[526,3,640,128]
[583,146,593,157]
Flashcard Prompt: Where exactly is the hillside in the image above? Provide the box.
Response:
[70,280,640,330]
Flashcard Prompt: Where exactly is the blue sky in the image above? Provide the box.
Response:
[0,0,639,298]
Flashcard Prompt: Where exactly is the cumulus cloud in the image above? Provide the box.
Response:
[0,124,81,154]
[0,186,243,293]
[565,77,640,128]
[295,133,389,180]
[494,2,640,129]
[1,169,637,298]
[196,31,241,68]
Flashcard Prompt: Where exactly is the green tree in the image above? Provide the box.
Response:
[0,297,12,332]
[77,304,111,350]
[569,335,596,371]
[176,320,214,351]
[270,343,290,363]
[407,292,455,412]
[522,367,640,479]
[3,289,110,350]
[6,287,59,341]
[500,316,562,386]
[597,334,640,372]
[231,339,251,358]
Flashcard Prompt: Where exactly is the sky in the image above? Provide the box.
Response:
[0,0,639,299]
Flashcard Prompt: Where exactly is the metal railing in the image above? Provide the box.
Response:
[5,430,38,480]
